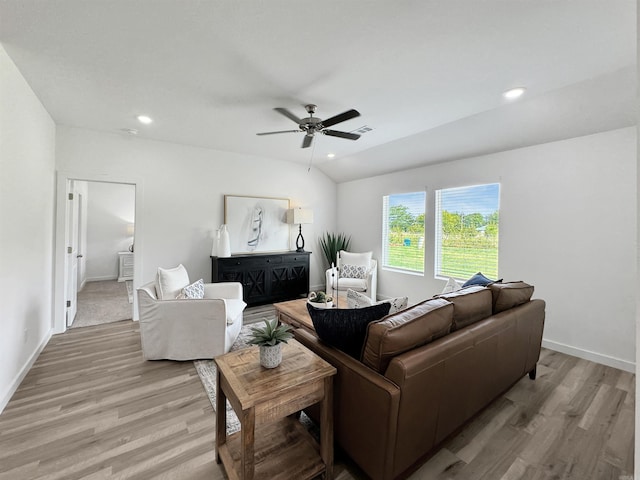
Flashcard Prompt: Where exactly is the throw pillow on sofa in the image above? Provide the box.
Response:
[156,264,190,300]
[179,279,205,299]
[347,288,408,314]
[462,272,501,288]
[307,302,391,359]
[441,277,463,294]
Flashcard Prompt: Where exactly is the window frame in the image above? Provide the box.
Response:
[434,183,500,281]
[381,190,426,275]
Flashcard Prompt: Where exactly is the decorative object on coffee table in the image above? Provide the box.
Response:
[248,318,293,368]
[307,291,333,309]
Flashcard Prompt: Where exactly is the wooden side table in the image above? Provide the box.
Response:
[215,339,336,480]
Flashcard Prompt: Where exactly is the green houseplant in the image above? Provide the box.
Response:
[319,232,352,269]
[248,318,294,368]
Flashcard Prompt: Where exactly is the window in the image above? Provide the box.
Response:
[382,191,426,274]
[435,183,500,280]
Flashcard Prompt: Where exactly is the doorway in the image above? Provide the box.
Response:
[68,180,135,328]
[54,174,142,334]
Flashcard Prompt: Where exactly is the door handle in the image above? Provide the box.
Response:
[77,254,83,258]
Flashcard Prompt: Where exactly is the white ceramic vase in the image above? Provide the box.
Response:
[211,227,219,256]
[218,224,231,257]
[260,344,282,368]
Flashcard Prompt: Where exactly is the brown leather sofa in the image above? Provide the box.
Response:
[294,282,545,480]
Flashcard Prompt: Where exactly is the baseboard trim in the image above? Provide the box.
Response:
[86,276,118,282]
[542,338,635,373]
[0,330,52,414]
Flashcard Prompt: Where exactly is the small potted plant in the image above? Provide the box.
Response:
[308,291,334,309]
[248,318,294,368]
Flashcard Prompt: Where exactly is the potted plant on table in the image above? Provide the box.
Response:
[248,318,294,368]
[307,291,334,309]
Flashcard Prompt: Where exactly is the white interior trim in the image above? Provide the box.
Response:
[0,330,51,413]
[542,338,635,373]
[54,171,144,334]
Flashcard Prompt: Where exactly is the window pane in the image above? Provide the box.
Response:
[382,191,426,273]
[435,184,499,280]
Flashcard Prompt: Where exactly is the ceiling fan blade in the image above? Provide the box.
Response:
[321,109,360,128]
[301,135,313,148]
[323,129,361,141]
[256,129,301,136]
[274,107,302,124]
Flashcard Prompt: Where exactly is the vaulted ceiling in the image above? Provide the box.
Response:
[0,1,636,182]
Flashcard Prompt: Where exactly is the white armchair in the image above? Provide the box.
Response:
[325,250,377,302]
[137,281,246,360]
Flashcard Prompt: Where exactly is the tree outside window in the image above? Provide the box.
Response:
[382,192,426,273]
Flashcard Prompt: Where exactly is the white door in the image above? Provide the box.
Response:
[66,183,80,327]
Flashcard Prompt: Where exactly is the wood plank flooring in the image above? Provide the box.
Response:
[0,320,634,480]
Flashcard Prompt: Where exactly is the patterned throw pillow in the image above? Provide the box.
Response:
[181,279,205,299]
[340,263,368,279]
[347,288,409,314]
[347,288,373,309]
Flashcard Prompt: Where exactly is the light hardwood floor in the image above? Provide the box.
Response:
[0,320,634,480]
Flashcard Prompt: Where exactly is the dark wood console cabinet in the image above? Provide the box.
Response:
[211,252,310,307]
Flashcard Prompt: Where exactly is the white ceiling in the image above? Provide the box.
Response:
[0,1,636,183]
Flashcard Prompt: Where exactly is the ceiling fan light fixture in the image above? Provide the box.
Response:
[502,87,526,100]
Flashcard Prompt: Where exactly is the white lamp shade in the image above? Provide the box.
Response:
[287,208,314,225]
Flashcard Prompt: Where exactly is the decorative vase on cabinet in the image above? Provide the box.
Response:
[218,224,231,258]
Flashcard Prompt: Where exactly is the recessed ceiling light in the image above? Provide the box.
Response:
[327,153,335,158]
[503,87,526,100]
[137,115,153,124]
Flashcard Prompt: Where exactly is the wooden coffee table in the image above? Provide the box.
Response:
[274,298,315,332]
[275,297,348,332]
[215,339,336,480]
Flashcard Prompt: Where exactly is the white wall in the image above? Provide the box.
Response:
[85,181,135,281]
[338,127,636,371]
[54,126,337,330]
[0,45,56,411]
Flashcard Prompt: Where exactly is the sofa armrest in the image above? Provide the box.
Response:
[203,282,243,300]
[294,328,401,480]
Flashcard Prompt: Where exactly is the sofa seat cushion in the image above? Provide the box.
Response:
[362,298,454,373]
[489,281,534,313]
[307,302,391,359]
[328,277,367,292]
[438,286,492,331]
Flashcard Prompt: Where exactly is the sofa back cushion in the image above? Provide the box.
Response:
[307,302,391,359]
[438,286,492,331]
[361,298,453,373]
[488,281,534,313]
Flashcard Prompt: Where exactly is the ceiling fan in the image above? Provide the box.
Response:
[257,104,361,148]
